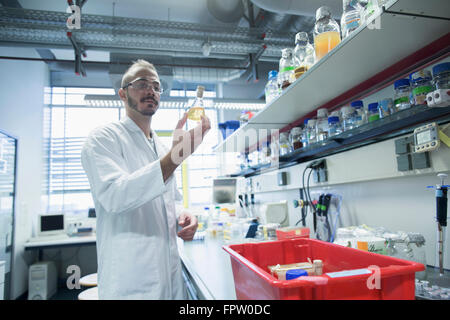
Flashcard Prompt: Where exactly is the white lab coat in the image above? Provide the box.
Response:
[81,116,187,300]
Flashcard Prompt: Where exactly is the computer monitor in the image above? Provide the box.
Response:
[38,214,66,237]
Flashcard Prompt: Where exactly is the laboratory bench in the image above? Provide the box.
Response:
[177,236,237,300]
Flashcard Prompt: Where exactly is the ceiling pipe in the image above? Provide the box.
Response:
[250,0,342,18]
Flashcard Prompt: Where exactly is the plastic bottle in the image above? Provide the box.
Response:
[265,70,280,104]
[432,62,450,90]
[351,100,367,127]
[307,119,317,144]
[186,85,205,121]
[301,118,310,147]
[368,102,380,122]
[293,31,315,78]
[341,0,362,39]
[279,48,298,90]
[393,79,411,111]
[328,116,342,137]
[289,127,303,150]
[341,106,356,131]
[410,70,433,106]
[315,108,329,142]
[313,6,341,62]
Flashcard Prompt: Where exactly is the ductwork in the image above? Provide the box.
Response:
[207,0,244,23]
[172,67,245,83]
[250,0,342,18]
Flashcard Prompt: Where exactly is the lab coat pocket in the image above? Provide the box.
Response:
[111,234,162,298]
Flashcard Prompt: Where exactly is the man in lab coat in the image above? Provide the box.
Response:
[81,59,211,299]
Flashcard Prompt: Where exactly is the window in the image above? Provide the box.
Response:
[43,87,219,214]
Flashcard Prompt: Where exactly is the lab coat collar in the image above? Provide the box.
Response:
[121,116,165,156]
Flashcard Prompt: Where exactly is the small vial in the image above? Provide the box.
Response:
[313,259,323,276]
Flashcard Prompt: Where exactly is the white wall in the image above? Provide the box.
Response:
[240,131,450,270]
[0,47,49,299]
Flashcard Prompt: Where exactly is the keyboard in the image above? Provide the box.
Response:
[27,234,70,243]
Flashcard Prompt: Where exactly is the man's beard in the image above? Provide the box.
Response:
[127,94,158,116]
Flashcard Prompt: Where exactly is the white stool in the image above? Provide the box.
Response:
[79,273,98,287]
[78,286,98,300]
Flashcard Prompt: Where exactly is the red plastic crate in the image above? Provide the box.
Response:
[223,238,424,300]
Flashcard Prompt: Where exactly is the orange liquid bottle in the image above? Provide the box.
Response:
[313,6,341,62]
[187,85,205,122]
[314,31,341,61]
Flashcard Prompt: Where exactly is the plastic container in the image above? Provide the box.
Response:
[394,79,411,111]
[314,6,341,62]
[368,103,380,122]
[218,122,227,140]
[378,98,394,118]
[350,100,367,127]
[315,108,329,142]
[293,32,315,78]
[279,48,298,90]
[410,70,433,106]
[225,120,240,138]
[341,0,362,39]
[286,269,308,280]
[276,226,310,240]
[328,116,342,137]
[340,106,356,131]
[432,62,450,90]
[223,238,425,300]
[265,70,280,104]
[289,127,303,150]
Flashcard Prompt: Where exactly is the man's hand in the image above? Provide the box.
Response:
[171,113,211,164]
[177,212,198,241]
[160,113,210,182]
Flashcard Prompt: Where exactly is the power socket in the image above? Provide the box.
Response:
[311,159,327,183]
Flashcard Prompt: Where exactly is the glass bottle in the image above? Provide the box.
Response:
[368,102,380,122]
[328,116,342,137]
[293,32,315,78]
[410,70,433,106]
[315,108,329,143]
[307,119,317,144]
[289,127,303,150]
[351,100,367,127]
[279,132,292,156]
[362,0,381,23]
[301,118,310,147]
[432,62,450,90]
[341,0,362,39]
[279,48,297,90]
[187,85,205,121]
[393,79,411,111]
[340,106,356,131]
[313,6,341,62]
[265,70,280,104]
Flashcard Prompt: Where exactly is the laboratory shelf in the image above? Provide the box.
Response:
[214,0,450,154]
[229,105,450,178]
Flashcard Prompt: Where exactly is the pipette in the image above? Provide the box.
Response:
[436,173,448,275]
